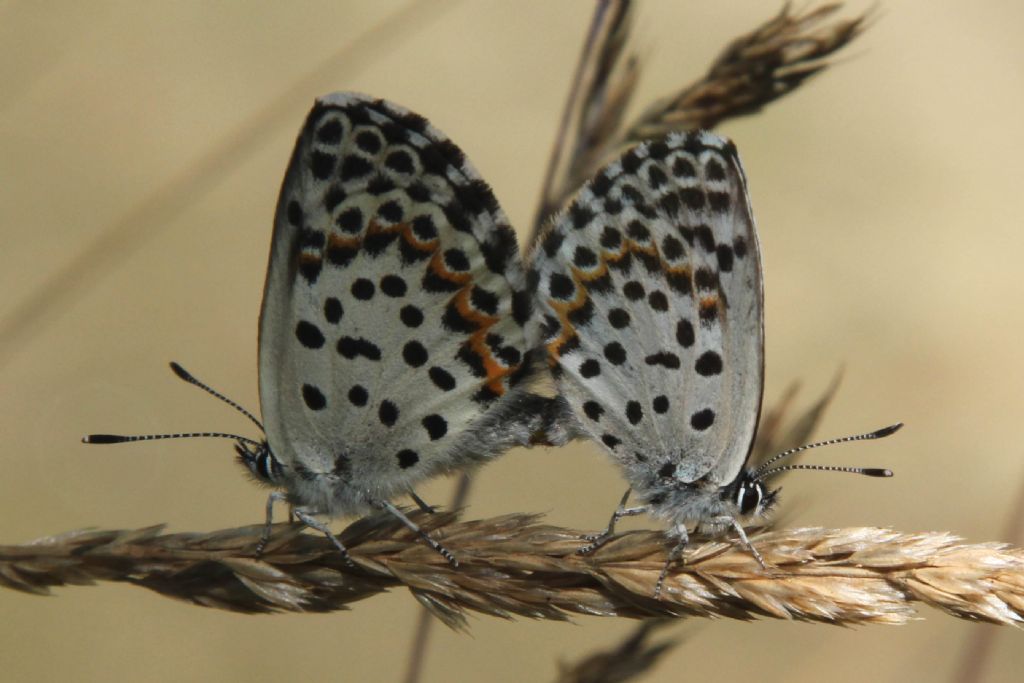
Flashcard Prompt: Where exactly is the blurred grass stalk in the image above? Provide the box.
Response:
[551,620,680,683]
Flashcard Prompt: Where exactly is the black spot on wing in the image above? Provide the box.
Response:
[337,207,363,234]
[429,366,456,391]
[600,226,622,250]
[400,305,424,328]
[403,340,429,367]
[604,342,627,365]
[422,414,448,441]
[708,191,730,213]
[680,188,705,210]
[705,158,726,180]
[323,186,346,212]
[691,409,715,431]
[733,235,748,259]
[694,225,715,253]
[626,401,643,425]
[623,281,645,301]
[648,141,670,159]
[645,352,680,369]
[385,150,414,174]
[673,157,696,177]
[347,385,368,407]
[396,449,419,469]
[583,401,604,422]
[694,268,718,292]
[647,290,669,312]
[470,286,499,315]
[662,235,685,260]
[568,297,595,327]
[676,319,695,348]
[608,308,630,329]
[311,152,336,180]
[339,155,372,181]
[377,200,403,224]
[549,273,575,300]
[573,246,598,268]
[287,200,303,227]
[351,278,375,300]
[295,321,325,349]
[480,225,517,275]
[315,118,342,144]
[695,351,723,376]
[355,130,382,154]
[324,297,343,324]
[379,400,399,427]
[570,204,595,230]
[380,275,407,297]
[716,244,734,272]
[542,229,565,257]
[579,359,601,378]
[337,337,382,361]
[302,384,326,411]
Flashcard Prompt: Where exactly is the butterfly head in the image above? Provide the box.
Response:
[728,471,779,519]
[234,438,286,486]
[83,362,291,487]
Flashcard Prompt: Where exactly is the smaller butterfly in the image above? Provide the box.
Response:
[529,131,900,596]
[84,93,569,566]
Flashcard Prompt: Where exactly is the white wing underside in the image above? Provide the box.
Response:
[259,93,532,495]
[531,131,764,486]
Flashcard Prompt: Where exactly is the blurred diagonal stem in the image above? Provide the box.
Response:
[552,620,680,683]
[0,0,459,368]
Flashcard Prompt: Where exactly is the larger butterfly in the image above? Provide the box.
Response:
[529,131,897,594]
[86,92,568,564]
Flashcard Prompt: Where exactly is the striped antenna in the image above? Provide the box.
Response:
[83,431,264,449]
[168,362,264,432]
[752,423,902,482]
[82,362,264,448]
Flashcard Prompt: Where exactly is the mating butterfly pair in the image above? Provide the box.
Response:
[86,93,897,594]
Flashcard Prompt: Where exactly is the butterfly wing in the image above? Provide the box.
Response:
[530,131,764,487]
[259,93,534,503]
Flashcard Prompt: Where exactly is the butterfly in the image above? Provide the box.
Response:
[529,130,898,595]
[85,92,569,565]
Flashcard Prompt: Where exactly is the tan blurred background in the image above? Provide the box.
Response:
[1,1,1022,681]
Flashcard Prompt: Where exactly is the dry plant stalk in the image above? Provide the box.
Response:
[3,512,1024,631]
[622,3,868,144]
[533,0,638,235]
[533,2,869,240]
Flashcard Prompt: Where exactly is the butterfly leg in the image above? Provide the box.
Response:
[255,490,288,554]
[578,488,647,553]
[290,508,354,565]
[655,524,690,598]
[374,499,459,568]
[711,515,765,569]
[408,490,437,514]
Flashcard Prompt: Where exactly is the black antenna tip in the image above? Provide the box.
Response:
[872,423,903,439]
[169,361,193,382]
[862,468,894,477]
[82,434,128,444]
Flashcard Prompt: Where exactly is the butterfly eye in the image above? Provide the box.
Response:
[736,480,763,516]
